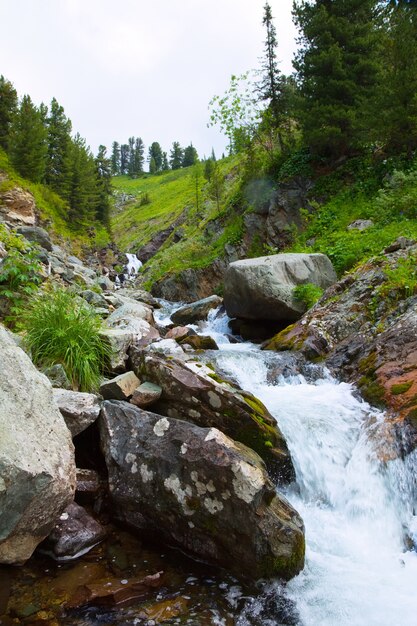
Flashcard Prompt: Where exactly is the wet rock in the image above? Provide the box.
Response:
[137,596,188,622]
[53,389,101,437]
[165,326,197,341]
[130,351,295,482]
[41,502,106,560]
[0,324,75,564]
[0,186,36,225]
[99,401,305,581]
[65,571,163,609]
[171,295,222,325]
[224,253,336,323]
[131,382,162,408]
[16,225,52,251]
[179,334,219,350]
[100,371,141,400]
[43,363,72,390]
[76,469,102,503]
[143,338,185,356]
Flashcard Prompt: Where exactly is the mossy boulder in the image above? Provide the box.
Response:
[99,401,305,582]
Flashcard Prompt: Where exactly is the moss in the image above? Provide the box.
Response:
[241,392,269,420]
[391,381,413,395]
[358,375,386,407]
[263,323,305,352]
[264,440,273,448]
[207,372,228,384]
[406,408,417,429]
[260,534,306,580]
[358,351,377,375]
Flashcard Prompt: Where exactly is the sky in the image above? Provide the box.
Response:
[0,0,298,161]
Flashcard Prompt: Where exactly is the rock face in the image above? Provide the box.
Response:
[171,295,222,325]
[263,241,417,457]
[53,389,101,437]
[99,401,305,581]
[0,325,76,564]
[130,351,295,482]
[0,187,36,225]
[16,226,53,251]
[224,253,337,322]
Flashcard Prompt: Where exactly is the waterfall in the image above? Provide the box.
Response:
[192,306,417,625]
[125,252,142,277]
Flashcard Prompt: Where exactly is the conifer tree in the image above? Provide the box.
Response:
[182,143,198,167]
[148,142,163,172]
[293,0,380,160]
[0,76,17,151]
[120,144,129,174]
[134,137,145,175]
[65,134,97,225]
[204,158,215,182]
[111,141,121,175]
[44,97,72,195]
[170,141,183,170]
[162,151,169,171]
[127,136,135,177]
[149,156,157,174]
[95,145,112,226]
[208,161,224,211]
[9,95,47,182]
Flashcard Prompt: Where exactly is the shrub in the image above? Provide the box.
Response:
[23,287,110,391]
[293,283,324,309]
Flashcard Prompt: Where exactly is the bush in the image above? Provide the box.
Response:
[293,283,324,309]
[23,287,110,391]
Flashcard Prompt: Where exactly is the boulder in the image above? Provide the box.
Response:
[116,288,161,309]
[165,326,197,342]
[42,363,72,390]
[0,187,36,225]
[53,389,101,437]
[144,338,185,356]
[347,219,374,231]
[99,401,305,581]
[179,334,219,350]
[40,502,106,560]
[171,295,222,325]
[100,371,141,400]
[130,351,294,482]
[16,226,53,251]
[0,325,76,564]
[131,382,162,408]
[224,253,336,323]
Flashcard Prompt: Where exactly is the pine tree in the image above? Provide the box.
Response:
[44,97,72,195]
[127,136,135,177]
[148,142,163,172]
[120,144,129,174]
[111,141,121,175]
[65,134,98,225]
[134,137,145,175]
[9,95,47,182]
[162,151,169,171]
[149,156,157,174]
[204,158,215,181]
[95,145,112,227]
[293,0,381,160]
[0,76,17,151]
[182,143,198,167]
[170,141,183,170]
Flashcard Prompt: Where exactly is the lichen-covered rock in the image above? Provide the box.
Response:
[129,351,294,482]
[53,389,101,437]
[100,371,140,400]
[99,401,305,581]
[0,325,76,564]
[224,253,336,323]
[130,382,162,408]
[171,295,222,325]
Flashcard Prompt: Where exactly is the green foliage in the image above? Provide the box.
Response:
[377,253,417,301]
[9,94,47,182]
[170,141,183,170]
[23,287,110,391]
[0,225,42,323]
[293,283,324,309]
[0,75,17,151]
[139,192,151,206]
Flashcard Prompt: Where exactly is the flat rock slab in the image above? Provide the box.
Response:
[99,401,305,581]
[130,382,162,408]
[224,253,336,322]
[100,371,140,400]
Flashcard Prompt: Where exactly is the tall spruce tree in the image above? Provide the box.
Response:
[127,136,135,177]
[44,97,72,195]
[0,76,17,151]
[9,95,47,182]
[134,137,145,174]
[170,141,183,169]
[95,145,112,227]
[120,144,129,174]
[148,141,163,172]
[293,0,380,160]
[111,141,121,175]
[65,134,97,225]
[162,151,169,171]
[182,143,198,167]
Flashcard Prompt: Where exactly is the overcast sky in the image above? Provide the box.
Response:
[0,0,297,160]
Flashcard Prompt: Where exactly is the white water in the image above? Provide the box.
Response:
[125,252,142,276]
[185,306,417,625]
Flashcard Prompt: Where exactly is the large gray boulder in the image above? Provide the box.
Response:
[130,350,295,483]
[52,389,101,437]
[171,295,222,325]
[99,401,305,581]
[0,325,76,564]
[224,253,336,322]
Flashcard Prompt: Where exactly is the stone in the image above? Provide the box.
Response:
[224,253,337,323]
[42,364,72,390]
[16,226,53,251]
[97,275,114,291]
[347,219,374,231]
[130,351,295,482]
[80,290,108,308]
[53,389,101,437]
[99,401,305,581]
[0,325,75,564]
[116,288,161,309]
[105,300,154,326]
[165,326,197,342]
[75,469,102,503]
[100,371,141,400]
[179,334,219,350]
[40,502,106,560]
[0,187,36,225]
[130,382,162,408]
[143,338,185,356]
[171,295,223,325]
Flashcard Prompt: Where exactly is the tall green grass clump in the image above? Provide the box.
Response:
[23,287,109,391]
